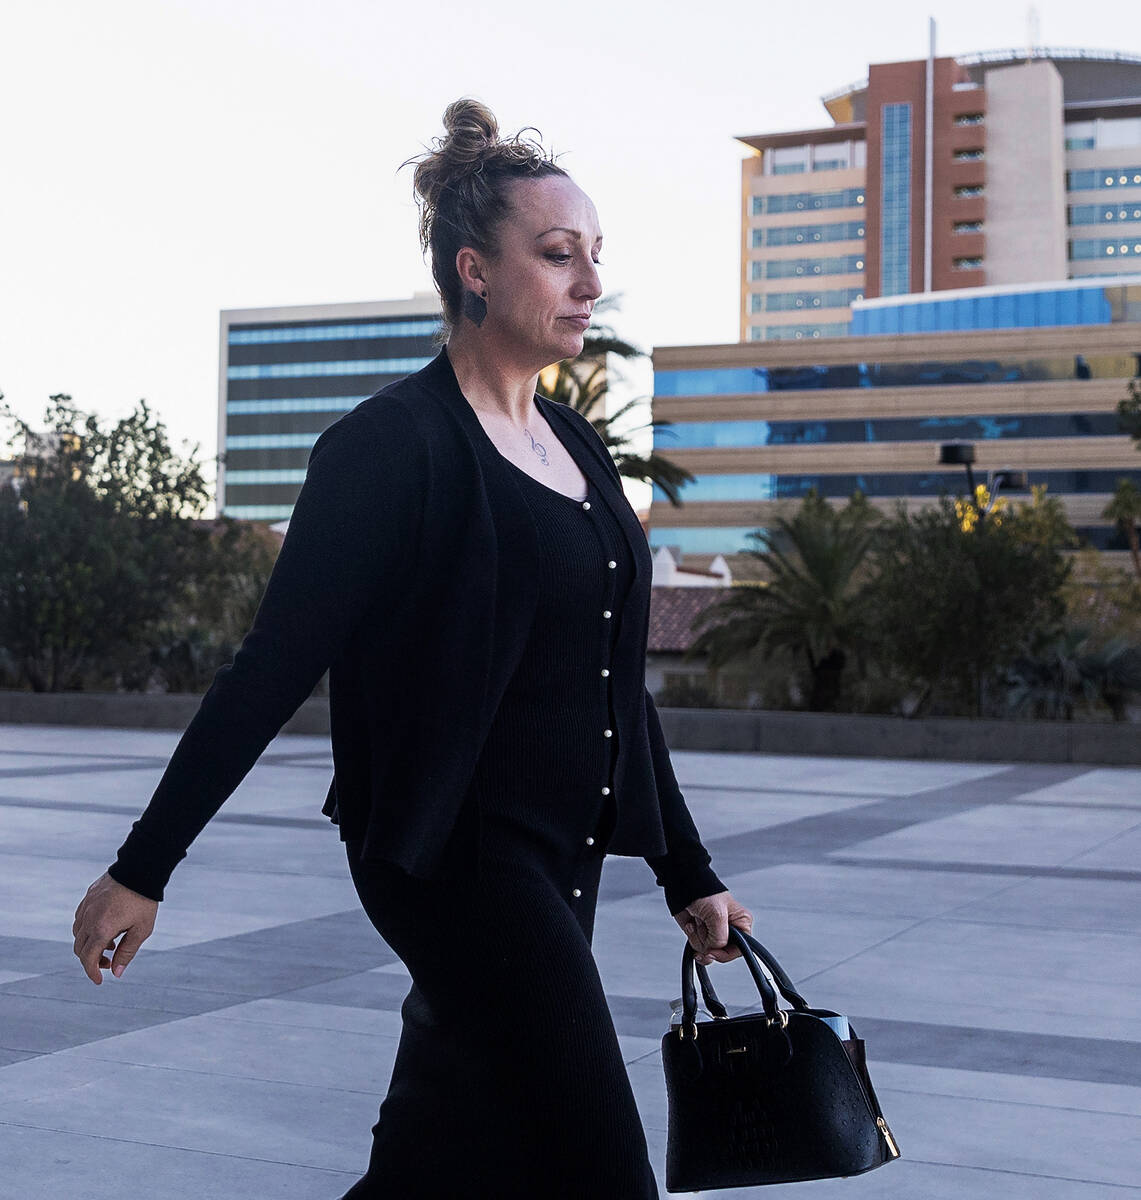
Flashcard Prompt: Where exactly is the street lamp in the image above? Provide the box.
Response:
[938,442,1027,524]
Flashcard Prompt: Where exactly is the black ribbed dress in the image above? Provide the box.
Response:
[341,456,674,1198]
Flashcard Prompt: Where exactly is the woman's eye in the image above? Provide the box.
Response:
[547,253,572,264]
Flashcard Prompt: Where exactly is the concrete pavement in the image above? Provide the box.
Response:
[1,723,1139,1197]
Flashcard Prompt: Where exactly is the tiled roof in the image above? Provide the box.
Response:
[648,586,734,653]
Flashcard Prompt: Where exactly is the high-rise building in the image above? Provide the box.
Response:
[739,47,1141,341]
[218,295,442,520]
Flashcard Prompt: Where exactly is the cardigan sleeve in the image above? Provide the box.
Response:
[642,687,726,914]
[107,403,426,902]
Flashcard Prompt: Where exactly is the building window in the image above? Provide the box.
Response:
[652,411,1125,450]
[758,188,866,214]
[1070,239,1141,259]
[1068,204,1141,226]
[769,145,809,175]
[764,255,865,278]
[954,113,984,126]
[229,318,440,345]
[953,257,983,270]
[954,149,984,162]
[765,222,866,246]
[764,323,850,340]
[1067,167,1141,191]
[880,102,912,297]
[765,288,865,311]
[954,221,983,233]
[955,185,985,198]
[227,356,433,380]
[1066,137,1096,151]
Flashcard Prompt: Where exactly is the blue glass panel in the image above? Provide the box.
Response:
[222,505,296,520]
[225,469,308,484]
[656,468,1141,503]
[229,319,440,345]
[226,433,322,450]
[653,412,1120,450]
[227,396,361,415]
[648,526,764,554]
[880,103,912,296]
[227,356,433,380]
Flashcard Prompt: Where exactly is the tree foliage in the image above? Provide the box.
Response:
[0,394,274,692]
[1102,477,1141,581]
[868,492,1074,716]
[688,492,880,711]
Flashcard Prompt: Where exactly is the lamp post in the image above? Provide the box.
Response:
[938,441,1027,524]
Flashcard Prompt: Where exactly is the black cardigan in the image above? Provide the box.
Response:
[109,349,724,912]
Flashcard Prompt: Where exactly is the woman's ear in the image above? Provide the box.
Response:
[455,247,487,297]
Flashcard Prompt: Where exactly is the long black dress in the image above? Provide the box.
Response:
[340,453,687,1198]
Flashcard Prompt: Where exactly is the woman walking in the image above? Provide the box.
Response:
[73,99,752,1198]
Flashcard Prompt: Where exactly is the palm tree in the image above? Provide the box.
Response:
[1102,478,1141,580]
[1005,627,1141,721]
[539,296,695,505]
[686,491,879,711]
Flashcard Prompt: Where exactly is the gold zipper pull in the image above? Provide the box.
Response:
[877,1117,901,1158]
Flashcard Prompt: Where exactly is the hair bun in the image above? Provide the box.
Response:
[438,98,500,172]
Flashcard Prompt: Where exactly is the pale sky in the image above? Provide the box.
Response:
[4,0,1141,497]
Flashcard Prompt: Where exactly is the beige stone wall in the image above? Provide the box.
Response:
[983,60,1068,285]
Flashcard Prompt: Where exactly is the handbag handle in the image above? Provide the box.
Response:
[697,928,811,1016]
[681,926,785,1035]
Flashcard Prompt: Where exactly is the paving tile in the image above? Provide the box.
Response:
[1020,767,1141,808]
[671,787,881,841]
[869,1059,1141,1116]
[67,1008,402,1093]
[0,1054,380,1172]
[948,874,1141,935]
[673,751,1007,796]
[1069,826,1141,872]
[0,1125,357,1200]
[835,802,1141,867]
[209,997,406,1037]
[715,861,1019,920]
[0,992,187,1054]
[0,969,248,1016]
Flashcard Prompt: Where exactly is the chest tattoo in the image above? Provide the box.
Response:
[524,427,550,467]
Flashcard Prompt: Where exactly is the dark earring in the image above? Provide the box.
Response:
[463,290,488,328]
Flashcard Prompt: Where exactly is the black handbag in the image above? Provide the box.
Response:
[661,927,901,1192]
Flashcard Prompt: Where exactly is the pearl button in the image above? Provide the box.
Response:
[572,888,582,898]
[601,786,610,795]
[608,560,617,569]
[603,728,612,738]
[603,610,612,619]
[585,836,595,846]
[601,668,610,677]
[581,501,591,511]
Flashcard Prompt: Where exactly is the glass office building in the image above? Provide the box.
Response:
[649,323,1141,561]
[219,296,442,520]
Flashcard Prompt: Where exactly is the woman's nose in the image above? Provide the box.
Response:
[577,259,602,301]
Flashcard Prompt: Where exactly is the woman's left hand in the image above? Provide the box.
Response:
[673,891,753,966]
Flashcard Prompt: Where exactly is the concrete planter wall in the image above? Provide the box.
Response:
[0,690,331,736]
[656,707,1141,766]
[0,691,1137,765]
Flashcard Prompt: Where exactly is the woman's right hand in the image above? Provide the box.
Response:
[72,873,158,984]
